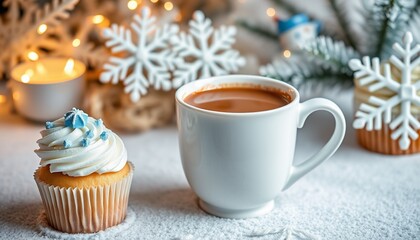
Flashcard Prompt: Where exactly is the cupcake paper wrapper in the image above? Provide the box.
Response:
[34,162,134,234]
[356,126,420,155]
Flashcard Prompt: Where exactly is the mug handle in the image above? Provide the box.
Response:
[282,98,346,190]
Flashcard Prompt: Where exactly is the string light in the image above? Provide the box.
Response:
[283,50,291,58]
[150,0,158,3]
[37,24,47,34]
[266,7,276,17]
[127,0,138,10]
[72,38,81,47]
[92,15,105,24]
[27,51,39,61]
[164,1,173,11]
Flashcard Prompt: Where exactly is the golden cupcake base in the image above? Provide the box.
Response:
[34,162,134,233]
[356,127,420,155]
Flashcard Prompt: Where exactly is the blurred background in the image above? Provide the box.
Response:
[0,0,419,131]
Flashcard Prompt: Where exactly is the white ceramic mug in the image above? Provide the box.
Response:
[176,75,346,218]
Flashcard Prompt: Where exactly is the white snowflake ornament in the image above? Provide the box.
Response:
[170,11,246,88]
[100,8,181,102]
[350,32,420,150]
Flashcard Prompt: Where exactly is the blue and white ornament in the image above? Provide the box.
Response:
[276,14,320,51]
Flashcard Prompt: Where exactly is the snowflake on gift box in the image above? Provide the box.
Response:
[100,7,182,102]
[170,11,246,88]
[350,32,420,150]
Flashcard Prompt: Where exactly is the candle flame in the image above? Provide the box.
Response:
[36,63,46,74]
[21,75,30,83]
[27,51,39,61]
[21,69,34,83]
[64,59,75,75]
[25,69,34,77]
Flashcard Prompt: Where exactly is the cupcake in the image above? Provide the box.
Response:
[353,62,420,155]
[34,108,133,233]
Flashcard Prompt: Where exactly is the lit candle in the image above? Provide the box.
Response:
[10,58,86,121]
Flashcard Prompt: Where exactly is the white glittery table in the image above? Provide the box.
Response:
[0,90,420,240]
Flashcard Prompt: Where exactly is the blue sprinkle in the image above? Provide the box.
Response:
[95,119,103,127]
[63,140,72,148]
[100,131,109,141]
[86,130,94,138]
[45,121,54,129]
[64,108,88,129]
[81,138,90,147]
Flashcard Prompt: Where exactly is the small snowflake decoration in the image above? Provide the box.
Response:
[100,7,181,102]
[350,32,420,150]
[170,11,246,88]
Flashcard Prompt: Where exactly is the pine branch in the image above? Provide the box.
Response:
[236,20,278,41]
[327,0,358,51]
[259,55,352,88]
[375,0,394,58]
[302,36,360,77]
[366,0,418,59]
[409,6,420,42]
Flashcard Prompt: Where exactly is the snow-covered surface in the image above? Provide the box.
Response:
[0,90,419,240]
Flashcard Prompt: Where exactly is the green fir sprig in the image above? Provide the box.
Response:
[259,55,351,88]
[302,36,360,77]
[327,0,358,51]
[366,0,418,59]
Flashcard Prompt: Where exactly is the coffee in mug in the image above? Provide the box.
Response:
[184,86,292,113]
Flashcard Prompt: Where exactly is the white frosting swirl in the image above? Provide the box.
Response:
[35,117,127,177]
